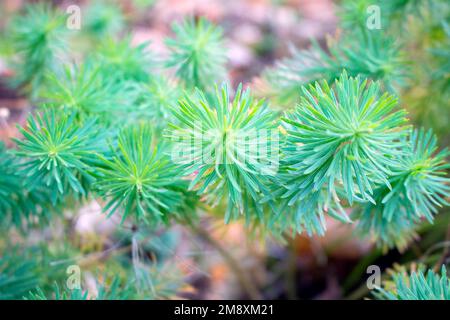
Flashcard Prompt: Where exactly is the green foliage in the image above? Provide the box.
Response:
[22,252,188,300]
[0,252,40,300]
[134,75,181,128]
[354,128,450,249]
[377,129,449,221]
[27,284,88,300]
[0,245,71,300]
[263,32,407,107]
[95,36,154,82]
[0,144,21,211]
[39,62,137,120]
[14,110,101,201]
[339,0,428,31]
[165,18,227,90]
[7,3,67,95]
[95,124,188,223]
[374,265,450,300]
[0,143,53,226]
[279,72,408,233]
[83,0,125,39]
[130,263,187,299]
[430,21,450,88]
[166,83,279,222]
[402,18,450,138]
[338,0,381,31]
[26,277,130,300]
[0,0,449,301]
[265,187,338,236]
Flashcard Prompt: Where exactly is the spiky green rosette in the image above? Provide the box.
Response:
[134,75,181,129]
[166,83,279,222]
[374,265,450,300]
[95,124,189,223]
[7,3,67,94]
[278,72,408,234]
[14,111,100,201]
[263,33,406,106]
[354,128,450,250]
[39,62,137,121]
[165,18,227,90]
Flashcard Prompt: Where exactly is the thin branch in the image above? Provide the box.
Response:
[434,226,450,272]
[185,219,262,300]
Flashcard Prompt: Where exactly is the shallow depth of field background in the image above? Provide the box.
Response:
[0,0,448,300]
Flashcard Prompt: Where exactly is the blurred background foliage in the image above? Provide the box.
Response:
[0,0,448,300]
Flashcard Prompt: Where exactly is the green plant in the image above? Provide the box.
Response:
[165,18,227,90]
[82,0,125,40]
[374,265,450,300]
[133,75,181,128]
[26,277,131,300]
[283,72,407,204]
[38,62,137,121]
[95,124,190,224]
[0,253,40,300]
[95,36,154,83]
[14,110,101,200]
[166,83,278,222]
[6,3,68,95]
[275,72,409,235]
[0,143,53,226]
[354,128,450,249]
[0,0,449,301]
[262,32,407,107]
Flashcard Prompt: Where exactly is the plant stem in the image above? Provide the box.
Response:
[434,226,450,272]
[186,220,262,300]
[346,282,371,300]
